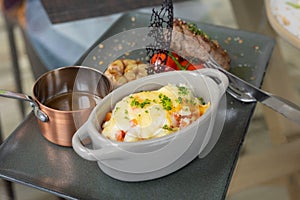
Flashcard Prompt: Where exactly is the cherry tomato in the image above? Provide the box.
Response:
[150,53,166,65]
[179,60,191,70]
[151,52,204,71]
[180,60,204,71]
[193,64,204,70]
[150,53,179,70]
[186,64,204,70]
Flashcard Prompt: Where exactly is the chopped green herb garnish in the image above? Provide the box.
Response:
[187,23,211,39]
[197,97,205,105]
[189,99,197,105]
[124,109,128,115]
[131,98,140,107]
[162,124,173,131]
[177,86,189,96]
[115,107,120,113]
[140,99,151,108]
[130,98,151,108]
[145,110,149,113]
[192,99,197,105]
[159,93,173,111]
[176,96,183,104]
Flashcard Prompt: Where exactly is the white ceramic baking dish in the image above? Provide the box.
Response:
[72,68,228,181]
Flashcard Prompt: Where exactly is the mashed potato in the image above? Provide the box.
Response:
[101,84,210,142]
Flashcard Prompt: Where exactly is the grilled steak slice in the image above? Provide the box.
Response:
[171,18,231,70]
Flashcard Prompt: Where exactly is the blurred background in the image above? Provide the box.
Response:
[0,0,300,199]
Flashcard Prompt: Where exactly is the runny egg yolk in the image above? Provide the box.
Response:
[101,84,210,142]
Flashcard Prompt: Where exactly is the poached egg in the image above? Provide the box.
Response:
[101,84,209,142]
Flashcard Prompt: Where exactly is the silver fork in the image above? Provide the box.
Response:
[203,56,300,125]
[204,57,257,103]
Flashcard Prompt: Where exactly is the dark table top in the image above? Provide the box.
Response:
[41,0,186,24]
[0,11,275,200]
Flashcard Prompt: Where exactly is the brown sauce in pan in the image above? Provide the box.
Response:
[45,92,101,111]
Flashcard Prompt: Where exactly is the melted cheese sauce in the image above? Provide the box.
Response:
[101,84,210,142]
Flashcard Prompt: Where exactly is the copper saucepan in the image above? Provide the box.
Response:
[0,66,112,146]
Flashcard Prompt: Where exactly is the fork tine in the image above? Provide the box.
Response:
[203,56,257,103]
[205,57,241,88]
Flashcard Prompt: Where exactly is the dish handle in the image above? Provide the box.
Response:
[198,68,229,97]
[72,124,124,161]
[72,124,98,161]
[195,68,228,156]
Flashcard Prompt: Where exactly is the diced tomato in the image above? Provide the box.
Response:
[104,112,112,122]
[130,119,138,127]
[174,113,181,124]
[116,130,126,142]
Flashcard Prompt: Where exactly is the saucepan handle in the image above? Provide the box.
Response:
[0,89,48,122]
